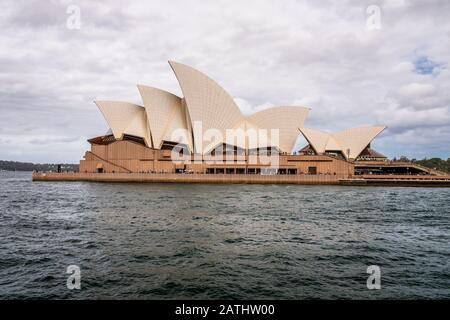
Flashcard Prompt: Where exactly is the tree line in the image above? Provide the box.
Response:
[390,156,450,173]
[0,160,79,172]
[414,157,450,173]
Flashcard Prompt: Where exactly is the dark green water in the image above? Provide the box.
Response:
[0,171,449,299]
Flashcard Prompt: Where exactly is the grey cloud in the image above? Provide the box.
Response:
[5,0,66,28]
[29,136,82,145]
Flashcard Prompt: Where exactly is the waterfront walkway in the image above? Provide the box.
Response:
[32,172,450,186]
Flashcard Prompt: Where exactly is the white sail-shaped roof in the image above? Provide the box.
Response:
[161,100,193,150]
[300,126,386,159]
[169,61,244,154]
[333,126,386,159]
[228,119,261,150]
[247,106,310,153]
[324,136,341,151]
[94,61,387,158]
[299,128,331,154]
[137,85,192,150]
[95,101,151,146]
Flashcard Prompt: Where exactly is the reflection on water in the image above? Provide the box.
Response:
[0,171,449,299]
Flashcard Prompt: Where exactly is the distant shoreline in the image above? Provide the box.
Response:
[0,160,79,172]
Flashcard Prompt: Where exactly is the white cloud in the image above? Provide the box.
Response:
[397,83,436,98]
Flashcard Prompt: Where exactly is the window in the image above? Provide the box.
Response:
[308,166,317,175]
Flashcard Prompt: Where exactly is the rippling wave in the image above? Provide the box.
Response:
[0,171,449,299]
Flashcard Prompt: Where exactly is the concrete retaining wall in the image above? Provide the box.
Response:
[32,172,450,187]
[32,172,344,185]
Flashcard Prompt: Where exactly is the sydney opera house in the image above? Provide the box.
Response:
[77,61,433,177]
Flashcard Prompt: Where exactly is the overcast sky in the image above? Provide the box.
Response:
[1,0,449,163]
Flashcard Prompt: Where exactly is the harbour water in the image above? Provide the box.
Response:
[0,171,449,299]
